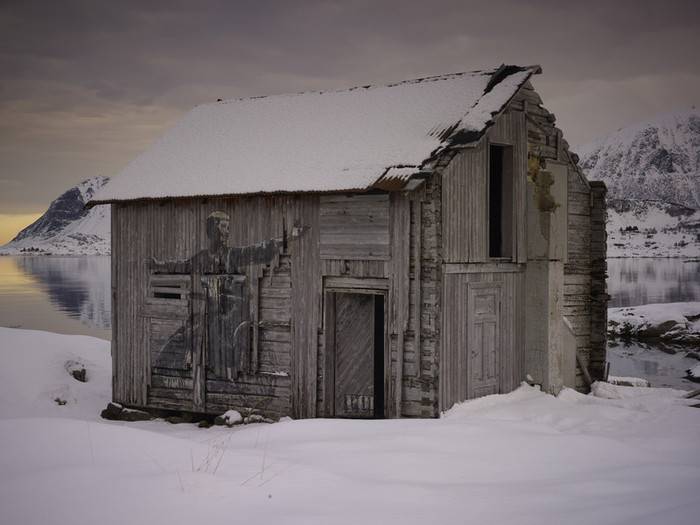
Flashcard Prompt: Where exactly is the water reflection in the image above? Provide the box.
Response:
[0,256,110,340]
[607,340,698,390]
[607,258,700,307]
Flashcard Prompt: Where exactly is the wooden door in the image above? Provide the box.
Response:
[332,293,376,418]
[467,282,502,398]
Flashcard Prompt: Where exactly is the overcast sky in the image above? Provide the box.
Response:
[1,0,699,218]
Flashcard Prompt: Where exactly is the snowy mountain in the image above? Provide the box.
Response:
[0,177,111,256]
[577,108,700,209]
[577,109,700,258]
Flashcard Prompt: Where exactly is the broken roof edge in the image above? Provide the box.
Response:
[425,64,541,160]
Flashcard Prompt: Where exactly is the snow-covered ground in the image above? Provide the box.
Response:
[1,327,700,525]
[608,302,700,344]
[606,199,700,258]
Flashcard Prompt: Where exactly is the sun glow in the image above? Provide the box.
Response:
[0,213,42,245]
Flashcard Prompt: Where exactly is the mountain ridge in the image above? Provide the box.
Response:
[577,108,700,210]
[1,177,110,256]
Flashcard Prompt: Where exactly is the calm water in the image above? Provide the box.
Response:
[607,258,700,307]
[606,258,700,390]
[0,256,111,340]
[0,255,697,386]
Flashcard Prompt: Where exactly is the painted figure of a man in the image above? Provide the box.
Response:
[150,210,305,380]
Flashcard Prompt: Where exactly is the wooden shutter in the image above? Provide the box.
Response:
[144,274,193,375]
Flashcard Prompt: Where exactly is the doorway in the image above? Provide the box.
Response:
[324,290,386,418]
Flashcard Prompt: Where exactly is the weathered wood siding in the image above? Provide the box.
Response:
[589,182,608,381]
[440,269,526,409]
[315,190,440,418]
[514,80,606,390]
[112,196,318,417]
[441,111,527,263]
[438,108,528,411]
[319,194,390,260]
[111,82,605,419]
[112,188,441,418]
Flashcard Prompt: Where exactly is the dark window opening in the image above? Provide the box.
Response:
[489,144,514,258]
[373,294,385,419]
[153,291,183,300]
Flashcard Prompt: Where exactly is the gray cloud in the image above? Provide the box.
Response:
[1,0,699,212]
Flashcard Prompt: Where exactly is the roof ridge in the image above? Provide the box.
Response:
[208,69,498,107]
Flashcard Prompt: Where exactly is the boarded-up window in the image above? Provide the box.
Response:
[144,274,193,376]
[320,194,390,260]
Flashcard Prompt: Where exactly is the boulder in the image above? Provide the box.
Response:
[100,402,124,420]
[71,368,87,383]
[120,408,153,422]
[100,402,153,421]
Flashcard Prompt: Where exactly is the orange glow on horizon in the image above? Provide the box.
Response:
[0,213,42,245]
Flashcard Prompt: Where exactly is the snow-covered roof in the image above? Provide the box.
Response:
[91,65,539,204]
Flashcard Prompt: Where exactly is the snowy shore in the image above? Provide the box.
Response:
[1,327,700,525]
[608,302,700,344]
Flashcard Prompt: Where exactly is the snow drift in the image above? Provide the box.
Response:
[1,327,700,525]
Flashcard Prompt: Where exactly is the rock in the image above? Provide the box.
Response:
[120,408,153,422]
[214,410,243,427]
[165,416,188,424]
[686,363,700,383]
[244,414,265,424]
[100,402,124,420]
[65,360,88,382]
[198,420,212,428]
[637,320,679,339]
[101,402,153,421]
[71,368,87,383]
[54,397,67,406]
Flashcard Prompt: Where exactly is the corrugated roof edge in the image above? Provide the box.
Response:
[88,64,542,207]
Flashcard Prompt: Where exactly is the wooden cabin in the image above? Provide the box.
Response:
[90,65,607,419]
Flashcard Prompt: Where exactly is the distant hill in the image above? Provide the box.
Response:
[577,108,700,209]
[0,177,110,256]
[605,198,700,257]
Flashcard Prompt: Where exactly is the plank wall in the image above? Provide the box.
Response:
[514,81,606,390]
[112,190,440,418]
[438,109,528,411]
